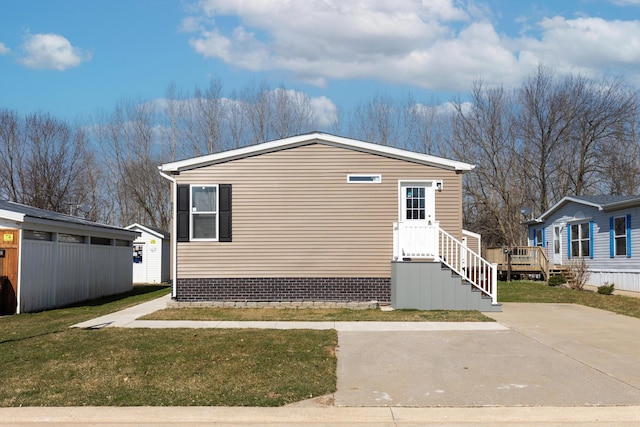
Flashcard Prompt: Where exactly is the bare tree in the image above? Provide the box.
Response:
[94,99,170,229]
[551,75,638,198]
[517,65,577,214]
[597,116,640,195]
[193,79,224,154]
[271,85,317,139]
[403,96,451,156]
[0,110,87,214]
[449,81,526,246]
[0,109,25,203]
[240,79,273,144]
[224,89,248,149]
[349,93,401,145]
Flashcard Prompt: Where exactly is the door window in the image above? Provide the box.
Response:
[133,244,144,264]
[400,182,435,222]
[554,226,561,254]
[405,187,426,220]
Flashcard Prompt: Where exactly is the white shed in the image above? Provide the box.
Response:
[125,223,170,284]
[0,200,139,314]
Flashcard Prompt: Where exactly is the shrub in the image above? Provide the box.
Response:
[598,282,615,295]
[566,258,591,290]
[548,275,567,286]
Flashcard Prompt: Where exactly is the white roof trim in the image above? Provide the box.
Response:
[160,132,475,173]
[125,223,166,239]
[0,209,25,223]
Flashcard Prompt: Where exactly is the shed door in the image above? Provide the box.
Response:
[132,243,147,283]
[0,230,19,315]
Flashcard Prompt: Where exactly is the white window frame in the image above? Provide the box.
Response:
[190,184,219,241]
[614,216,627,257]
[570,222,590,258]
[347,174,381,183]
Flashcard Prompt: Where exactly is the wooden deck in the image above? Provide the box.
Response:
[485,246,551,280]
[486,246,576,284]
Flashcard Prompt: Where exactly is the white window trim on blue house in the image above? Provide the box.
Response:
[567,220,594,259]
[610,214,632,258]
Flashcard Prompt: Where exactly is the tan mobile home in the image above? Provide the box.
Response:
[159,133,499,311]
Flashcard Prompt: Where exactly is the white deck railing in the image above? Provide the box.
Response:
[393,222,498,305]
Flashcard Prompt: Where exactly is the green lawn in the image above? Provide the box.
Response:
[498,280,640,319]
[0,285,336,407]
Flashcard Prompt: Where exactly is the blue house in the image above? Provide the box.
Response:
[526,195,638,292]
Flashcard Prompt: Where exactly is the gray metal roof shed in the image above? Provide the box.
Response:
[0,200,139,314]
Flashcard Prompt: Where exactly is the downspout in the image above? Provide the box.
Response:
[158,169,177,299]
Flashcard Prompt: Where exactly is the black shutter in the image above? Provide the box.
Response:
[219,184,232,242]
[177,184,190,242]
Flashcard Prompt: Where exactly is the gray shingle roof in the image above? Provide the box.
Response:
[568,195,639,206]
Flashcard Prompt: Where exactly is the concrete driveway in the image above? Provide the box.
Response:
[335,303,640,407]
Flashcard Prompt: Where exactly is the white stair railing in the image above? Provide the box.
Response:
[439,228,498,305]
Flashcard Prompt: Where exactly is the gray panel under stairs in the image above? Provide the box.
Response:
[391,261,502,312]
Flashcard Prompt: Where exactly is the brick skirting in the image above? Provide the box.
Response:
[176,277,391,303]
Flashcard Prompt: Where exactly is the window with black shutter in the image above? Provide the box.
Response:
[176,184,232,242]
[219,184,232,242]
[177,184,190,242]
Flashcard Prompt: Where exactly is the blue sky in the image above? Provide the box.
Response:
[1,0,640,125]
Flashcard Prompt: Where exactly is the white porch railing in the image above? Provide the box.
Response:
[393,221,439,259]
[393,222,498,305]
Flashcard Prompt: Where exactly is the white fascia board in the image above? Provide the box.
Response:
[160,132,475,173]
[125,223,165,239]
[0,209,25,224]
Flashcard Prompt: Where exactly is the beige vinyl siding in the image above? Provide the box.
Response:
[176,143,463,279]
[462,230,481,256]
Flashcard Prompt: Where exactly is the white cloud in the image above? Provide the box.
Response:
[19,33,92,70]
[609,0,640,5]
[309,95,338,127]
[0,42,9,55]
[517,17,640,75]
[184,0,640,90]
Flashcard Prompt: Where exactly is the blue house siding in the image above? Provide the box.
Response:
[527,197,640,292]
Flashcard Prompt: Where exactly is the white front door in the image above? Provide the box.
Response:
[552,225,563,265]
[132,243,147,283]
[400,182,436,223]
[395,181,438,258]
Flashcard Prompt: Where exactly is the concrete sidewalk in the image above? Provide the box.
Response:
[71,293,506,331]
[1,405,640,426]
